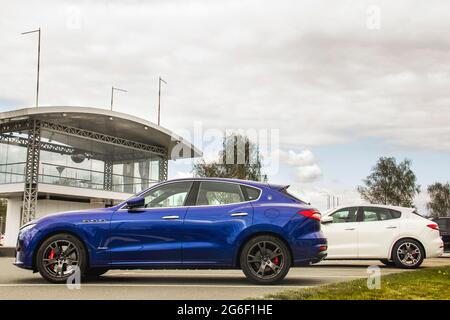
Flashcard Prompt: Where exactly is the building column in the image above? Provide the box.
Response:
[4,198,22,247]
[22,120,41,226]
[103,159,113,191]
[158,156,168,181]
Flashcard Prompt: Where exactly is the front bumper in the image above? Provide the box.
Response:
[14,226,41,270]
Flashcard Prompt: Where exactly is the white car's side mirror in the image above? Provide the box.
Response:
[321,216,333,224]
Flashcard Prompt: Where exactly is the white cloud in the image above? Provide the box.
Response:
[295,164,322,183]
[274,148,322,183]
[277,149,316,167]
[1,0,450,154]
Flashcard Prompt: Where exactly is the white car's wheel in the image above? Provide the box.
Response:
[392,239,424,269]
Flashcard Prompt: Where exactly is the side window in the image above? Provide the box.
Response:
[196,182,245,206]
[241,185,261,201]
[143,181,192,208]
[390,209,402,219]
[331,207,358,223]
[362,207,398,222]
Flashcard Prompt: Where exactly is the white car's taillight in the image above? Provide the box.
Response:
[427,223,439,231]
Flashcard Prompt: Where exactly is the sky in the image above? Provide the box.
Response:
[0,0,449,212]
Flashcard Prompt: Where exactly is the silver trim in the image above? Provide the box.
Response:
[162,215,179,219]
[230,212,248,217]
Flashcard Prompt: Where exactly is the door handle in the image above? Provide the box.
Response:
[386,226,397,229]
[230,212,248,217]
[344,228,356,231]
[162,215,179,220]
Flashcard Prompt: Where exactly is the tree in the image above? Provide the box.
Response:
[357,157,420,207]
[427,182,450,218]
[193,133,266,181]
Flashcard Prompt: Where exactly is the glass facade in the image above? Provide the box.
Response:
[0,130,163,194]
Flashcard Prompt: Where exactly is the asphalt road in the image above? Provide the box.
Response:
[0,255,449,300]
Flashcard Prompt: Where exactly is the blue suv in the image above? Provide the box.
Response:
[15,178,327,284]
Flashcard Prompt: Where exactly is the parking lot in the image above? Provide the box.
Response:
[0,255,449,300]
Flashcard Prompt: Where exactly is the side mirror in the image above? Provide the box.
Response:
[321,216,333,224]
[126,196,145,209]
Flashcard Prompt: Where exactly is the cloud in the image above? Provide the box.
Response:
[1,0,450,154]
[295,164,322,183]
[276,148,322,183]
[277,149,316,167]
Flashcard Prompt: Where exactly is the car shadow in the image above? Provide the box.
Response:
[13,274,324,287]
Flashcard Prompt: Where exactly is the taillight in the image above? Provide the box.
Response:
[427,224,439,231]
[298,209,321,221]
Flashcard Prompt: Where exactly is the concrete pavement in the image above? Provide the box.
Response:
[0,255,448,300]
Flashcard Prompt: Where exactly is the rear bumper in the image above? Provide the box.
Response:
[292,241,328,266]
[309,250,328,264]
[425,236,444,258]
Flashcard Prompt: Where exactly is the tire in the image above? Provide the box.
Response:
[85,268,109,279]
[379,259,396,267]
[240,235,291,285]
[36,233,87,283]
[392,239,424,269]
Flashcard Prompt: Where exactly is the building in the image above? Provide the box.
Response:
[0,106,200,246]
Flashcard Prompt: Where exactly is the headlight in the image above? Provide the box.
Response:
[19,223,37,233]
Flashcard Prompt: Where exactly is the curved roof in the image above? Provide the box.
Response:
[0,106,201,160]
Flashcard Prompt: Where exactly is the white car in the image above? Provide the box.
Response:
[321,204,444,268]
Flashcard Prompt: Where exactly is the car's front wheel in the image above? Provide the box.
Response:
[392,239,424,269]
[240,235,291,285]
[36,233,87,283]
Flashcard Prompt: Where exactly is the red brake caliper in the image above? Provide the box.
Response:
[48,249,55,270]
[273,256,280,265]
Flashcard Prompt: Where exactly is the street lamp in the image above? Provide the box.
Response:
[110,86,128,111]
[21,28,41,108]
[158,76,167,126]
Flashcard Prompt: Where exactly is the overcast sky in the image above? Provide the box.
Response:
[1,0,449,212]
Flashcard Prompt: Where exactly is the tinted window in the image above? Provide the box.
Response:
[390,209,402,219]
[143,182,192,208]
[241,185,261,201]
[362,207,399,222]
[331,207,358,223]
[196,182,244,205]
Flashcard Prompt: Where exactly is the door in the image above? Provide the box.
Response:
[357,206,401,258]
[321,207,359,258]
[182,181,255,266]
[108,181,193,266]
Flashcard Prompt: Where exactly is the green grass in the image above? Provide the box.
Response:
[259,266,450,300]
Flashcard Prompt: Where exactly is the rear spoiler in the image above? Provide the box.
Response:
[268,183,290,191]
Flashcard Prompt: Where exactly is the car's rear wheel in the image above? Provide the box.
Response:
[392,239,424,269]
[240,235,291,285]
[36,233,87,283]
